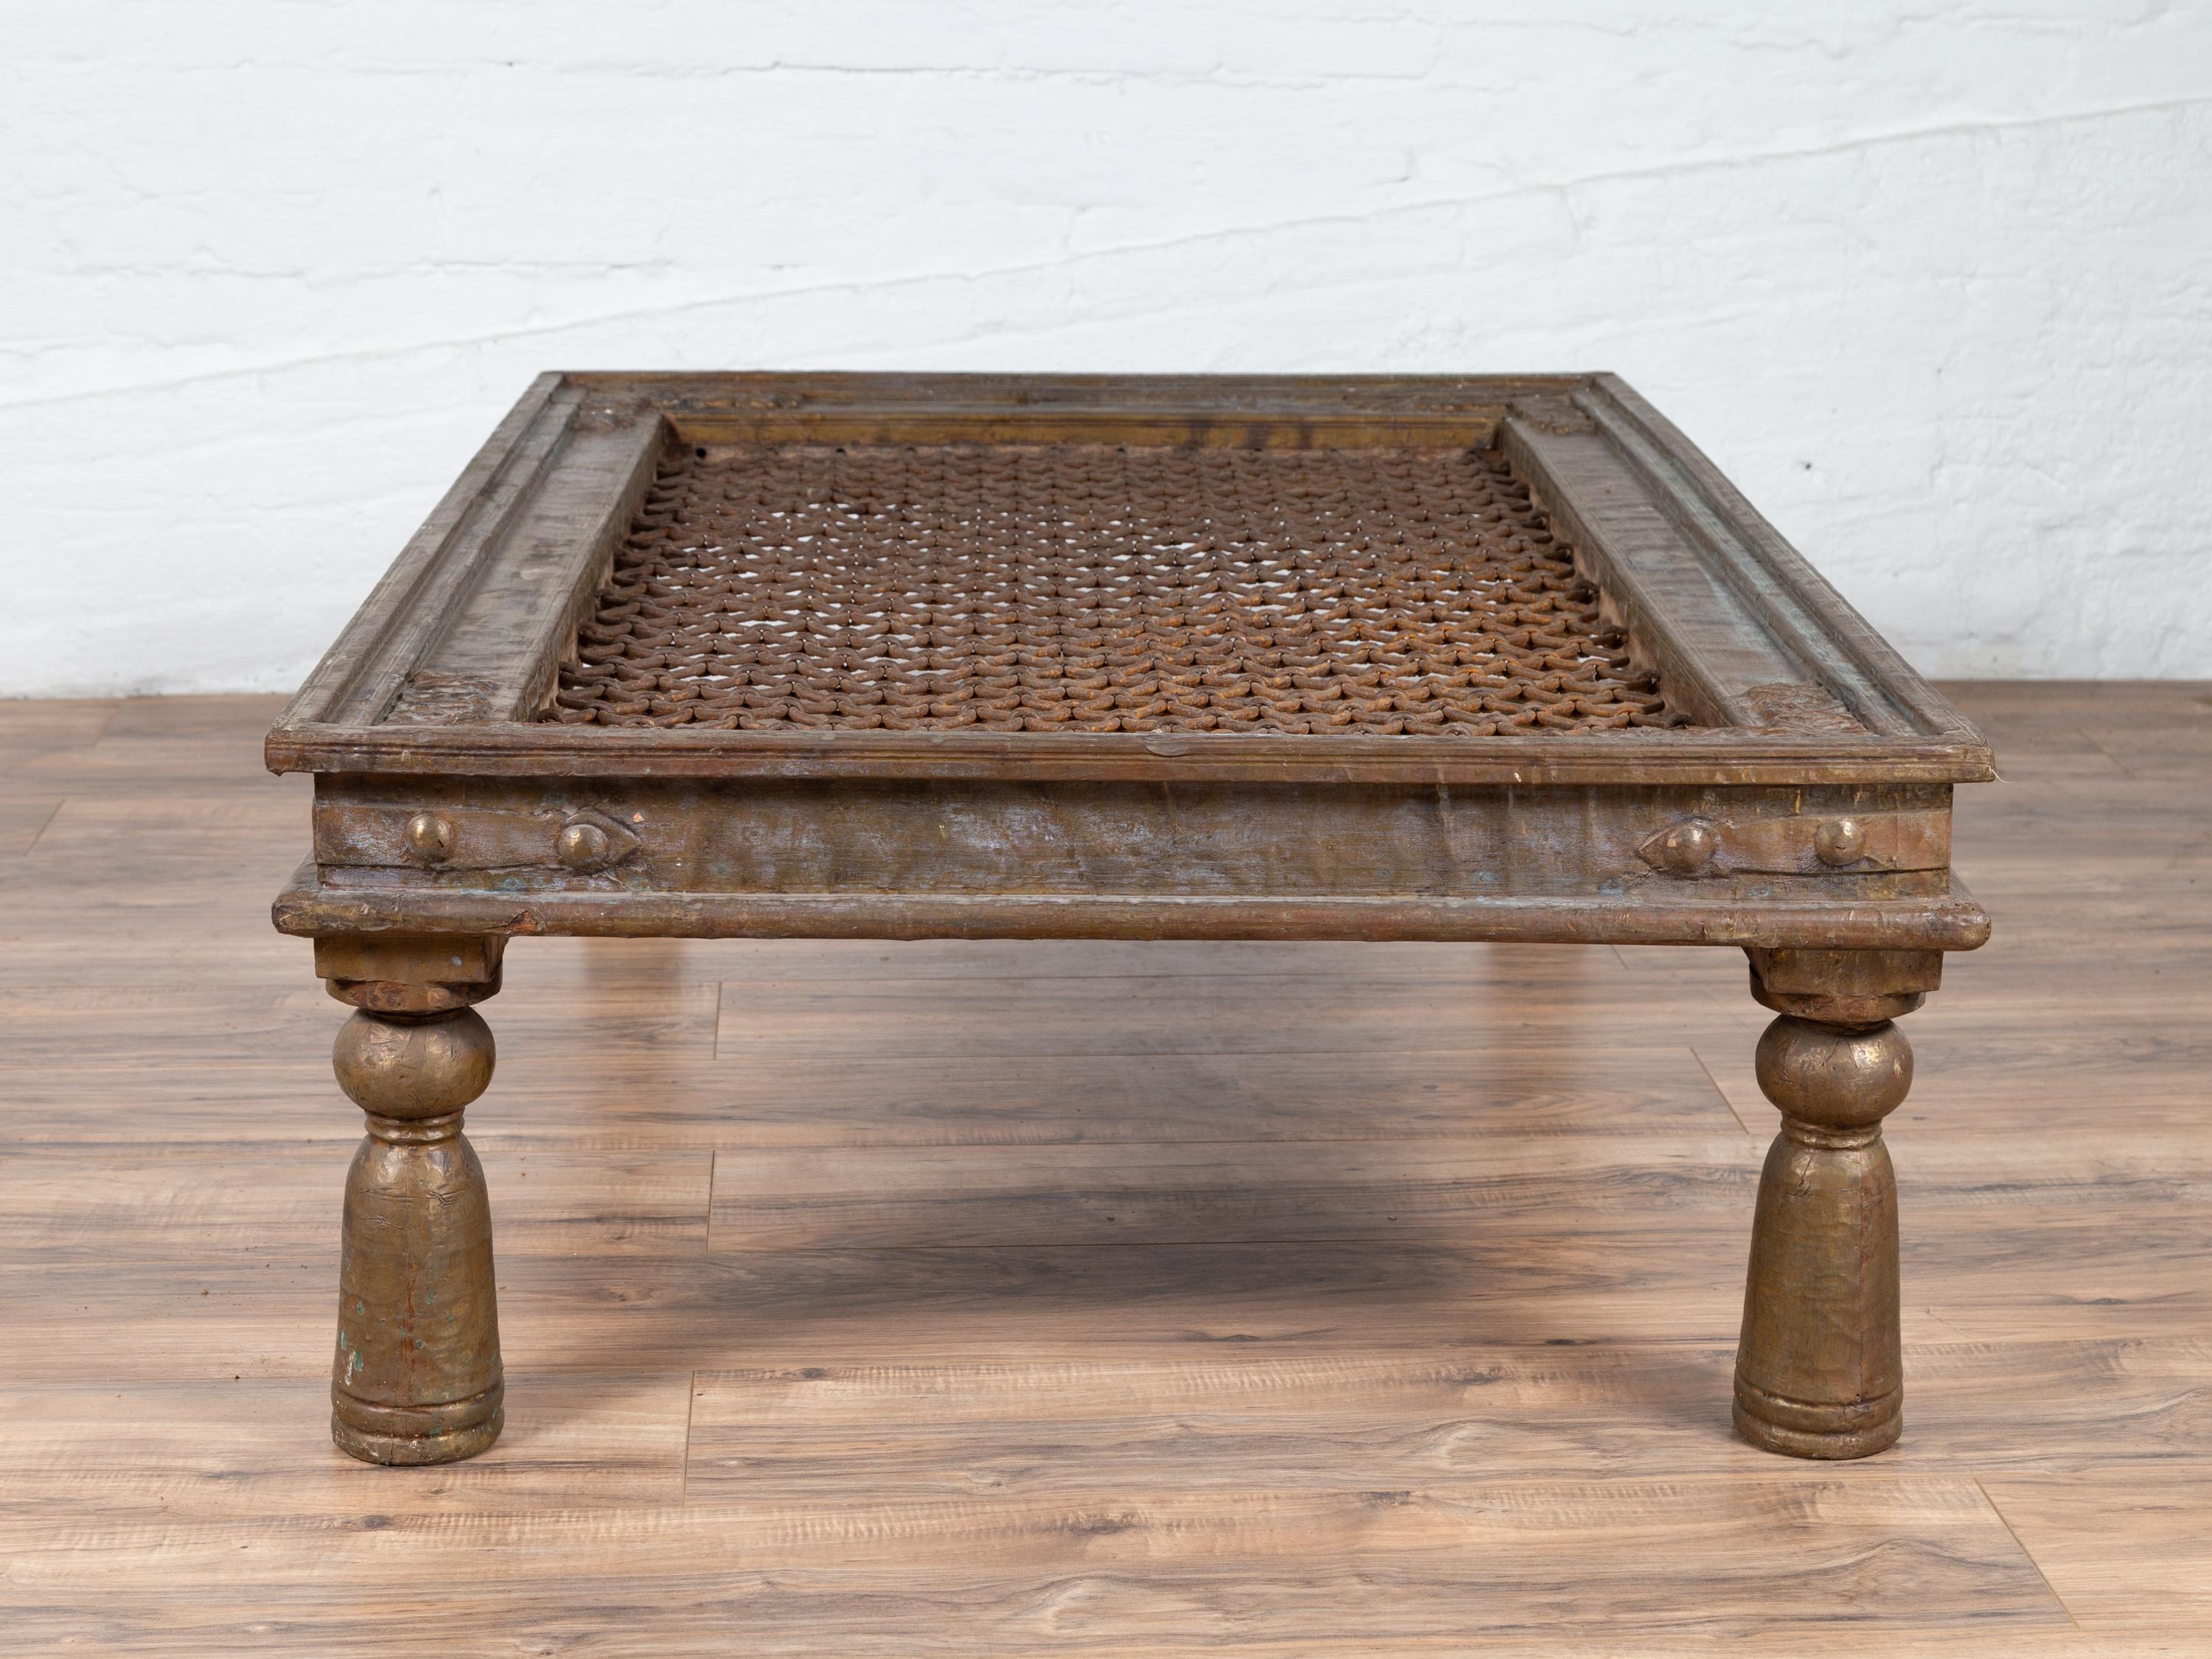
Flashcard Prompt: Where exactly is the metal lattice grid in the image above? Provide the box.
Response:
[546,442,1686,735]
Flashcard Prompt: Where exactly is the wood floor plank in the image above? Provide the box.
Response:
[0,1372,692,1517]
[0,695,118,737]
[706,1135,1762,1251]
[0,796,62,856]
[97,692,288,739]
[1695,1011,2212,1144]
[0,978,722,1069]
[683,1335,2212,1503]
[1907,1338,2212,1472]
[717,972,1761,1059]
[0,1146,713,1265]
[0,922,1685,997]
[0,1238,1753,1384]
[673,1044,1741,1146]
[1982,1468,2212,1633]
[2048,685,2212,781]
[0,1478,2066,1654]
[0,1045,1746,1149]
[1938,679,2212,727]
[0,696,117,773]
[7,731,292,799]
[21,787,308,865]
[681,1349,1754,1503]
[0,872,321,993]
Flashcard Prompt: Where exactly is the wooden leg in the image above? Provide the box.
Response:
[1733,947,1935,1460]
[319,936,506,1466]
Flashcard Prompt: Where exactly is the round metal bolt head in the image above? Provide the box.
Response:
[1815,816,1868,866]
[1652,818,1718,876]
[557,820,613,871]
[404,812,455,863]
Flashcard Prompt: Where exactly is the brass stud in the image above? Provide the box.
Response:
[404,812,455,863]
[1644,818,1719,877]
[557,820,613,872]
[1814,817,1868,866]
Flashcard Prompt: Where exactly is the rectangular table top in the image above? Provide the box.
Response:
[267,373,1991,789]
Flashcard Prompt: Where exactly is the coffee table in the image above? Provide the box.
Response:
[268,372,1992,1467]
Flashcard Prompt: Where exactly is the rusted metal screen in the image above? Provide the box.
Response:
[546,442,1686,734]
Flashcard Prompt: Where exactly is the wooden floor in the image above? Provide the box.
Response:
[1,685,2208,1655]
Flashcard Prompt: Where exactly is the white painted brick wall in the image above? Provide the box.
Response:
[6,1,2208,695]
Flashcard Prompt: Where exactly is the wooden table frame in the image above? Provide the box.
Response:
[268,372,1992,1467]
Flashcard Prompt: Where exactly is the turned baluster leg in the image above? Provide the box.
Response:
[318,935,507,1466]
[1733,947,1939,1460]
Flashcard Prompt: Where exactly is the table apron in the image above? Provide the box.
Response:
[292,775,1974,949]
